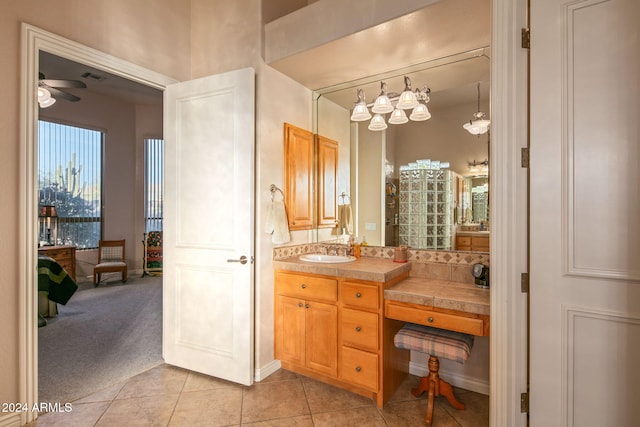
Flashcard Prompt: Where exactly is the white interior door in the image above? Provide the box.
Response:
[530,0,640,425]
[163,68,255,385]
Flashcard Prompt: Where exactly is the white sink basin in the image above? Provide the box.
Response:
[299,254,356,263]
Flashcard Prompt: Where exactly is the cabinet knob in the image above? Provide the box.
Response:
[301,284,307,289]
[355,326,361,332]
[355,366,362,372]
[305,303,310,309]
[427,317,434,323]
[355,292,362,298]
[298,302,303,308]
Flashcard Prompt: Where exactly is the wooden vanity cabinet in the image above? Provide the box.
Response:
[284,123,338,231]
[275,272,338,377]
[284,123,314,230]
[455,235,490,252]
[275,269,409,408]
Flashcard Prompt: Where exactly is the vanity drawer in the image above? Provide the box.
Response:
[341,281,379,310]
[276,272,337,302]
[341,308,378,351]
[385,301,485,336]
[341,346,378,391]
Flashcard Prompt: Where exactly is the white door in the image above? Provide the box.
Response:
[163,68,255,385]
[530,0,640,425]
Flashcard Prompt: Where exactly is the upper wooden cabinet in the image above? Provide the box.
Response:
[317,135,338,228]
[284,123,314,230]
[284,123,338,231]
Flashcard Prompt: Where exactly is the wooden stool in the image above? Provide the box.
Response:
[394,323,474,426]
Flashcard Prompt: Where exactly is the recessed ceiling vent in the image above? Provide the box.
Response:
[81,72,107,82]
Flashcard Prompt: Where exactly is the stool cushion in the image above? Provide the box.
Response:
[394,323,474,363]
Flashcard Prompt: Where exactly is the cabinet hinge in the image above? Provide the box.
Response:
[521,28,530,49]
[521,273,529,293]
[521,392,530,413]
[521,147,530,168]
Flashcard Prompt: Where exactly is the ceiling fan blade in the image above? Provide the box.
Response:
[48,87,81,102]
[40,79,87,89]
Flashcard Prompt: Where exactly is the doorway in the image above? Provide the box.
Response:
[21,23,177,421]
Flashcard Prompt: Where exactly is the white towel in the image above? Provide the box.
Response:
[266,197,291,245]
[338,204,353,235]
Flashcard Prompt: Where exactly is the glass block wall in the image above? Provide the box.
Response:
[398,160,453,250]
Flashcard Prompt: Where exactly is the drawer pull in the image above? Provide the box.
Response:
[427,317,434,323]
[355,366,361,372]
[355,292,362,298]
[301,284,307,289]
[355,326,361,332]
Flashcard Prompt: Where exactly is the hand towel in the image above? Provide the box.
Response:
[338,204,353,235]
[266,197,291,245]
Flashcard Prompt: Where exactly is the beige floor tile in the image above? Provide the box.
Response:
[73,381,126,404]
[385,374,424,404]
[241,415,313,426]
[26,402,110,427]
[182,370,242,393]
[311,406,387,427]
[95,394,178,426]
[241,379,309,423]
[441,389,489,427]
[380,398,460,427]
[258,369,300,383]
[116,364,188,399]
[169,387,243,427]
[301,377,373,413]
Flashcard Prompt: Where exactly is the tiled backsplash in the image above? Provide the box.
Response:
[273,243,490,285]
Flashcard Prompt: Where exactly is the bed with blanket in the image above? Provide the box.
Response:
[38,255,78,326]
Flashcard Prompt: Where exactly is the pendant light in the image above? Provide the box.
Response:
[395,76,419,110]
[368,114,388,131]
[388,108,408,125]
[372,82,394,114]
[463,83,490,135]
[350,89,371,121]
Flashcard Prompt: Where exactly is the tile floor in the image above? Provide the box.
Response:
[28,364,488,426]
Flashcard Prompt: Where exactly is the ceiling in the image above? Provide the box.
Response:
[39,51,163,106]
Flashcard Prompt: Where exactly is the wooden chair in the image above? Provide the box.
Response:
[93,239,127,285]
[394,323,474,426]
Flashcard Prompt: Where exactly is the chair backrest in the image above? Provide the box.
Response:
[98,239,126,262]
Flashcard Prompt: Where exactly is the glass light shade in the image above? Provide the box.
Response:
[39,97,56,108]
[410,103,431,121]
[368,114,388,131]
[350,102,371,121]
[463,113,491,135]
[38,87,51,102]
[395,90,419,110]
[372,94,394,114]
[388,108,408,125]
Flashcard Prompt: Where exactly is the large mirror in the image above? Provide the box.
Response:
[313,48,490,251]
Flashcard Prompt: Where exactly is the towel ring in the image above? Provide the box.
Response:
[270,184,285,201]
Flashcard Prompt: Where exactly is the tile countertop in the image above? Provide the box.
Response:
[273,256,411,283]
[455,230,491,237]
[384,277,490,316]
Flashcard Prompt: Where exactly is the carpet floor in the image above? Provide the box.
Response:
[38,274,163,404]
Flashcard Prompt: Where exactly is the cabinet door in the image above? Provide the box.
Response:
[284,123,313,230]
[275,295,306,365]
[305,301,338,376]
[317,135,338,228]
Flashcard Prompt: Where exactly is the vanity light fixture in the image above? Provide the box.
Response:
[463,82,490,135]
[351,76,431,131]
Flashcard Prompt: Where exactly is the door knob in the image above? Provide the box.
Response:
[226,255,248,264]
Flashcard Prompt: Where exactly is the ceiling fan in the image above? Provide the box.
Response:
[38,72,86,107]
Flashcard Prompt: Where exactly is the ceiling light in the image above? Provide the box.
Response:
[410,102,431,121]
[368,114,388,131]
[463,83,490,135]
[372,82,394,114]
[350,89,372,121]
[388,108,408,125]
[37,87,56,108]
[395,76,419,110]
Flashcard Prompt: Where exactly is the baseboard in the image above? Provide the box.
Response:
[0,412,22,427]
[409,361,490,396]
[254,359,282,382]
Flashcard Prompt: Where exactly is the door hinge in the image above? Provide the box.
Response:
[521,392,529,413]
[521,147,530,168]
[521,28,530,49]
[521,272,529,293]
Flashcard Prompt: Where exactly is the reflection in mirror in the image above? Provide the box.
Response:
[314,48,491,251]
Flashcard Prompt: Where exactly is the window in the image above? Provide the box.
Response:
[38,120,103,249]
[144,138,163,232]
